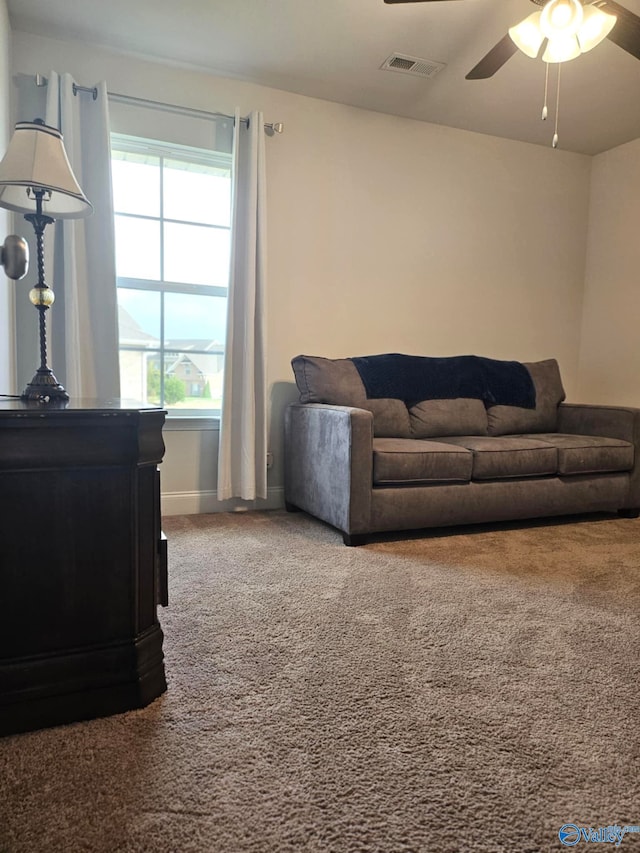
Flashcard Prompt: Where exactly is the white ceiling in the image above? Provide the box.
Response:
[7,0,640,155]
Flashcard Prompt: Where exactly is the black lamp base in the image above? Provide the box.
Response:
[22,368,69,402]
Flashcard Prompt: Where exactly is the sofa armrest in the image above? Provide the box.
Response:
[284,403,373,535]
[558,402,640,442]
[558,402,640,509]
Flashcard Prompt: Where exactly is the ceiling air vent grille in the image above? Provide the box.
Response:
[381,53,446,79]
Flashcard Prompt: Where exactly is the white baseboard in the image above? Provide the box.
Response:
[161,486,285,516]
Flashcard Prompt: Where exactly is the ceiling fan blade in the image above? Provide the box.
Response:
[465,33,519,80]
[599,0,640,60]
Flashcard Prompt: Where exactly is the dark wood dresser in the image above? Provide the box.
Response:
[0,399,168,737]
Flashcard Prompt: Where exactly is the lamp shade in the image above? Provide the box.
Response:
[578,5,617,53]
[540,0,584,39]
[0,121,92,219]
[509,11,545,59]
[542,33,582,62]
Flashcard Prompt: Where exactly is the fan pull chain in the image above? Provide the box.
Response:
[552,63,562,149]
[542,62,549,121]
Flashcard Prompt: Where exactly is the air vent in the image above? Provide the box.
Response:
[381,53,446,79]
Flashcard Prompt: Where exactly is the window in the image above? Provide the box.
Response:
[111,133,232,415]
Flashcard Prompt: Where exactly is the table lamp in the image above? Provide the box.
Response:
[0,119,93,401]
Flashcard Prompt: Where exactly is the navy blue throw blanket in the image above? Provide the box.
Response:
[350,354,536,408]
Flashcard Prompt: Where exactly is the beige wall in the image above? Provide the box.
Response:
[11,31,593,513]
[0,0,13,393]
[578,137,640,406]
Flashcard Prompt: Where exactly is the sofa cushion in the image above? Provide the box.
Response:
[437,435,558,480]
[409,398,488,438]
[372,438,473,485]
[520,433,634,475]
[292,355,365,405]
[291,355,411,438]
[364,400,412,439]
[487,359,565,436]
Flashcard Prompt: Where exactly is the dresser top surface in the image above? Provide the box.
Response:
[0,398,166,416]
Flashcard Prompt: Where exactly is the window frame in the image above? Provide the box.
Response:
[111,132,232,418]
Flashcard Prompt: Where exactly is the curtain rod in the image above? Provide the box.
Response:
[34,74,284,134]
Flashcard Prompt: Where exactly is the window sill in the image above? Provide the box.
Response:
[163,415,220,431]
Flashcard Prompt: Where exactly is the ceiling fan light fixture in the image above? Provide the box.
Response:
[509,11,545,58]
[542,33,582,63]
[577,5,617,53]
[540,0,584,39]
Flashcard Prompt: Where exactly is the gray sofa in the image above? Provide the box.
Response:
[284,354,640,545]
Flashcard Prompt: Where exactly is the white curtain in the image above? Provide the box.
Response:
[217,109,268,501]
[45,72,120,399]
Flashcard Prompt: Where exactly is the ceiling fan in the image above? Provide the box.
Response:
[383,0,640,79]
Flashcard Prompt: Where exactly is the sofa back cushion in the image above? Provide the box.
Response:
[291,354,564,439]
[291,355,411,438]
[486,359,565,436]
[292,355,362,405]
[409,398,488,438]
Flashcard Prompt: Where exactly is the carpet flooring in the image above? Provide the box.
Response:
[1,510,640,853]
